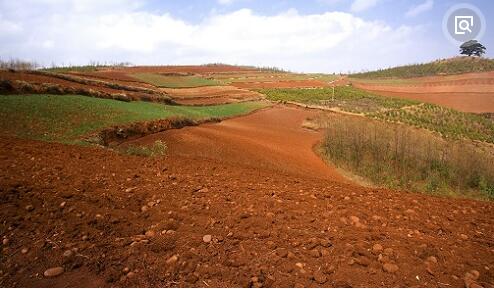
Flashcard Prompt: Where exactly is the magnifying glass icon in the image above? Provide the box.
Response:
[459,19,472,33]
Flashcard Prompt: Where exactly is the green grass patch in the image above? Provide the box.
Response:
[0,94,267,143]
[351,56,494,79]
[260,86,418,113]
[132,73,220,88]
[260,86,494,144]
[369,104,494,144]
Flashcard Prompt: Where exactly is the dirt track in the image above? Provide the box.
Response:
[1,106,494,287]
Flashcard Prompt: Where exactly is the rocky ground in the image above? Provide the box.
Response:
[1,105,493,287]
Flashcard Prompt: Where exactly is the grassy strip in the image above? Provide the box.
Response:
[351,56,494,79]
[260,86,418,113]
[132,73,219,88]
[369,104,494,143]
[260,87,494,144]
[0,94,267,143]
[314,113,494,200]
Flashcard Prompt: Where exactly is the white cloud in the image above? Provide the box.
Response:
[350,0,380,13]
[405,0,433,18]
[0,0,429,72]
[217,0,235,5]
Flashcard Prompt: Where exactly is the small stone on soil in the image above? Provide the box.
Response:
[63,250,73,258]
[44,267,64,277]
[166,255,179,264]
[383,263,399,273]
[203,234,212,243]
[372,244,383,254]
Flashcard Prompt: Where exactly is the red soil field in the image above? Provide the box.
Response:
[352,72,494,113]
[1,105,493,287]
[161,86,264,105]
[0,71,125,95]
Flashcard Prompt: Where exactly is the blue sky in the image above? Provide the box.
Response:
[0,0,492,73]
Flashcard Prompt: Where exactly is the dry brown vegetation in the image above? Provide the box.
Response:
[308,113,494,199]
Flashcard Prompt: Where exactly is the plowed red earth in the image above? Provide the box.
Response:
[1,106,494,288]
[161,86,264,105]
[0,71,124,95]
[352,72,494,113]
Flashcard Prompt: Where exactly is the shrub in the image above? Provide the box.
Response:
[316,113,494,199]
[123,140,167,157]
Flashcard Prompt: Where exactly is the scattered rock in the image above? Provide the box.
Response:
[460,234,469,240]
[383,263,399,273]
[426,256,438,264]
[2,238,9,246]
[141,205,149,213]
[166,255,179,264]
[63,250,73,258]
[44,267,64,277]
[464,270,481,288]
[372,244,383,254]
[309,249,321,258]
[59,202,66,208]
[145,230,156,238]
[355,256,371,267]
[21,248,28,254]
[203,234,212,243]
[25,205,34,212]
[349,216,360,224]
[383,248,394,256]
[198,188,209,193]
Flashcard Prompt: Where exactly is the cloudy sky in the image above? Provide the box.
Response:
[0,0,492,73]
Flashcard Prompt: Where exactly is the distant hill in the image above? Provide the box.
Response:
[351,57,494,79]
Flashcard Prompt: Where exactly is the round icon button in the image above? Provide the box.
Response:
[442,3,486,44]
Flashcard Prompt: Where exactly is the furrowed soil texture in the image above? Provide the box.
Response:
[0,105,493,288]
[351,72,494,113]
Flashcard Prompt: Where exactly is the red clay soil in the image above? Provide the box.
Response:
[1,106,494,288]
[67,71,155,88]
[0,71,131,95]
[161,86,264,105]
[352,72,494,113]
[125,106,347,182]
[232,80,329,89]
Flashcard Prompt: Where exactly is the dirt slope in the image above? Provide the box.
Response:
[125,106,346,182]
[1,106,493,287]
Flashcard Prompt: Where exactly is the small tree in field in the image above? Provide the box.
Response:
[460,40,486,57]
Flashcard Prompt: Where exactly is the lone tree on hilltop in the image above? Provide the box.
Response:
[460,40,486,57]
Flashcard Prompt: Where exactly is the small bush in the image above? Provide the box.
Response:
[317,113,494,199]
[123,140,167,157]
